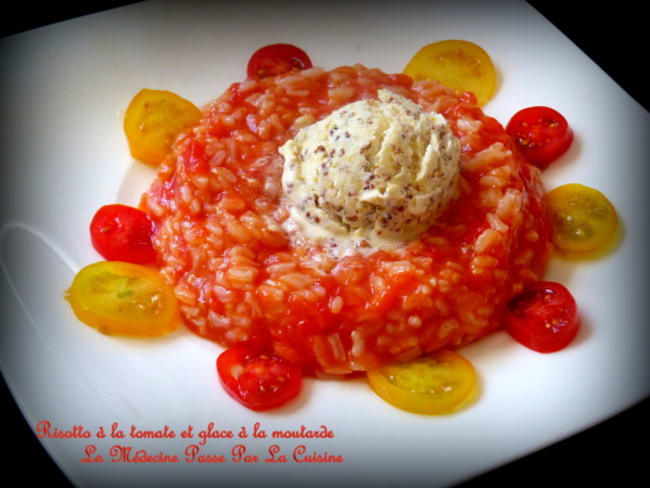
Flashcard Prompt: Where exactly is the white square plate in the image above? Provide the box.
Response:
[1,1,649,486]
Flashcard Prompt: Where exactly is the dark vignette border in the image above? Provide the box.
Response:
[1,1,648,486]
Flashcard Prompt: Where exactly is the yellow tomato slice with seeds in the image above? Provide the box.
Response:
[66,261,178,337]
[403,40,496,106]
[545,183,619,256]
[124,88,201,166]
[367,350,477,414]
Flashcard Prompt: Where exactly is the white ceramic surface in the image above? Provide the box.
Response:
[1,1,649,486]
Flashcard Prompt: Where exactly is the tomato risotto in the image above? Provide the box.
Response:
[141,64,552,375]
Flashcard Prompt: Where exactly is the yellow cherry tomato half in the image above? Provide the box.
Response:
[66,261,179,337]
[124,88,201,166]
[367,350,477,415]
[545,183,619,256]
[403,40,496,106]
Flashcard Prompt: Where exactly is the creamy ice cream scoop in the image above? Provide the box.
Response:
[280,89,460,250]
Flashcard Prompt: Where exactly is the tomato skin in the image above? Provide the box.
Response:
[217,345,302,411]
[403,40,496,107]
[545,183,619,256]
[506,106,573,169]
[247,44,313,78]
[506,281,579,353]
[367,350,477,415]
[90,204,156,264]
[66,261,179,337]
[124,88,201,166]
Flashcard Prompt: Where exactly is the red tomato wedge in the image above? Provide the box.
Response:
[506,106,573,169]
[506,281,579,353]
[247,43,313,78]
[216,345,302,411]
[90,204,156,264]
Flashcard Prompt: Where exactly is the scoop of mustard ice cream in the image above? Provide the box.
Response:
[280,89,460,249]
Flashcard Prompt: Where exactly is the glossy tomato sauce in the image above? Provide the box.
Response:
[141,65,551,375]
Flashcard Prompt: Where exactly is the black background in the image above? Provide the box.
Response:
[1,1,648,486]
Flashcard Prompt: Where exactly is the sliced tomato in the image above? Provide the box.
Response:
[545,183,619,256]
[216,345,302,411]
[367,350,477,415]
[506,281,579,353]
[66,261,178,337]
[506,106,573,168]
[403,40,496,106]
[124,88,201,166]
[247,43,313,78]
[90,204,156,264]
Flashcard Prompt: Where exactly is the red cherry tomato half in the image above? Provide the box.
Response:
[247,43,313,78]
[506,281,579,353]
[506,106,573,169]
[216,345,302,411]
[90,204,156,264]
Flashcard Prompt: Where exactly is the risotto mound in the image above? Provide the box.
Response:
[141,64,552,375]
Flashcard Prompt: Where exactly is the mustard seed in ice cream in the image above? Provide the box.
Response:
[280,89,460,250]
